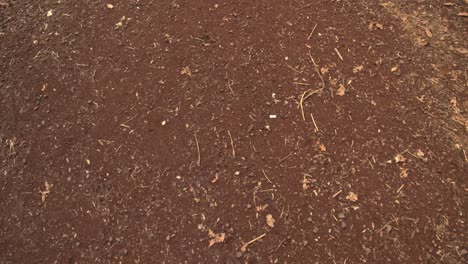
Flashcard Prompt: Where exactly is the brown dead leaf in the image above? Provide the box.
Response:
[400,167,409,178]
[256,204,269,212]
[320,67,329,75]
[208,230,225,247]
[40,181,51,202]
[391,66,399,72]
[376,23,384,30]
[458,12,468,17]
[455,47,468,55]
[394,153,406,163]
[353,65,364,73]
[425,28,433,38]
[317,141,327,152]
[416,149,425,157]
[345,192,358,202]
[336,84,346,96]
[181,67,192,76]
[115,16,125,29]
[266,214,275,228]
[368,22,374,30]
[302,177,311,190]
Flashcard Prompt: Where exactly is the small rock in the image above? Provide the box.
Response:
[236,252,243,258]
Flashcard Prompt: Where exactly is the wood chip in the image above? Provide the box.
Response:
[458,12,468,17]
[391,66,399,72]
[106,4,114,9]
[208,230,225,247]
[40,181,51,202]
[400,167,409,178]
[394,153,406,163]
[320,67,329,75]
[353,65,364,73]
[266,214,275,228]
[345,192,358,202]
[336,84,346,96]
[425,28,433,38]
[181,66,192,76]
[318,141,327,152]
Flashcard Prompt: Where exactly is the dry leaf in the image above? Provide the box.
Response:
[336,84,346,96]
[40,181,51,202]
[443,3,456,6]
[391,66,398,72]
[400,167,409,178]
[455,47,468,55]
[368,22,374,30]
[416,149,425,157]
[302,177,311,190]
[317,141,327,152]
[46,10,53,17]
[256,204,269,212]
[266,214,275,227]
[353,65,364,73]
[425,28,433,38]
[106,4,114,9]
[181,67,192,76]
[394,153,406,163]
[376,23,383,30]
[208,230,225,247]
[115,16,125,29]
[346,192,358,202]
[458,12,468,17]
[320,67,329,75]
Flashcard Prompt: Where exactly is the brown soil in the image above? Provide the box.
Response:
[1,1,467,263]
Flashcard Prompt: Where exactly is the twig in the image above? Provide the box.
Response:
[194,134,200,167]
[307,23,318,40]
[396,184,404,194]
[334,48,344,61]
[241,233,267,252]
[332,189,342,198]
[269,238,287,253]
[279,152,293,163]
[307,52,326,89]
[228,130,236,158]
[376,218,399,233]
[285,63,303,74]
[293,82,310,86]
[310,113,319,132]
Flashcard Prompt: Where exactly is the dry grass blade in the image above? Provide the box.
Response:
[228,130,236,158]
[299,89,322,121]
[194,134,201,167]
[241,233,267,252]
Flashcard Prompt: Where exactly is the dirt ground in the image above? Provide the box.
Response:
[1,0,467,263]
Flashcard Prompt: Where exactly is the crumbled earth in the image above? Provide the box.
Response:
[1,1,467,263]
